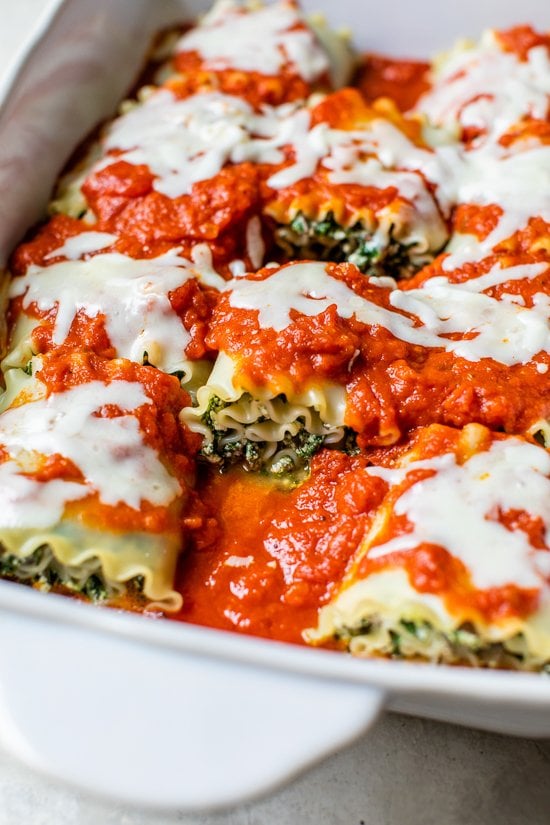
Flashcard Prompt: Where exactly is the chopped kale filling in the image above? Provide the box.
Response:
[335,616,542,670]
[0,545,144,603]
[275,211,424,279]
[199,393,357,477]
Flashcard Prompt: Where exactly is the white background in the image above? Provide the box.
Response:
[0,1,549,823]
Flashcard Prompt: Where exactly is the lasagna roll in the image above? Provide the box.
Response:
[413,25,550,144]
[308,423,550,671]
[0,352,200,610]
[183,257,550,474]
[264,89,450,278]
[161,0,355,107]
[4,216,225,387]
[50,86,267,264]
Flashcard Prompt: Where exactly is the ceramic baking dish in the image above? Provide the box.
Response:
[0,0,549,812]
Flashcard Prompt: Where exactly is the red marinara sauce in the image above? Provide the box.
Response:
[176,452,387,643]
[356,54,430,112]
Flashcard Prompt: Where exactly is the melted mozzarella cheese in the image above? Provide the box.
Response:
[0,458,88,529]
[228,260,550,365]
[415,30,550,139]
[44,232,117,261]
[101,90,305,199]
[442,142,550,269]
[365,438,550,590]
[391,263,550,365]
[267,117,455,218]
[177,0,330,80]
[10,247,225,373]
[0,380,182,528]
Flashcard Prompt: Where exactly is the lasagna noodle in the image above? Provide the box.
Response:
[308,424,550,670]
[0,356,198,610]
[182,349,348,474]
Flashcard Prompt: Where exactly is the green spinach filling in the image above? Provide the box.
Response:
[275,211,422,279]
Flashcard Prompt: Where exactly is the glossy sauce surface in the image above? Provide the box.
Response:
[177,452,383,642]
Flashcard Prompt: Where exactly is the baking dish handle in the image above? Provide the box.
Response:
[0,607,384,811]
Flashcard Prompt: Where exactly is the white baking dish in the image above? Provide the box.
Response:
[0,0,549,811]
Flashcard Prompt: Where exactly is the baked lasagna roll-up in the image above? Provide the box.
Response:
[264,89,450,278]
[162,0,355,106]
[182,259,411,474]
[51,0,353,252]
[0,352,200,610]
[184,256,550,474]
[308,423,550,671]
[4,217,225,387]
[50,87,268,261]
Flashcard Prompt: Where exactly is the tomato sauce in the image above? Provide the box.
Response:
[82,161,262,263]
[207,260,550,442]
[176,451,385,642]
[356,55,430,112]
[495,25,550,61]
[168,58,315,110]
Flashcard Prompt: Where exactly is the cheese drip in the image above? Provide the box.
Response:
[176,0,330,81]
[364,438,550,591]
[0,379,182,529]
[44,232,117,260]
[414,30,550,139]
[228,260,550,365]
[9,246,226,373]
[0,459,88,530]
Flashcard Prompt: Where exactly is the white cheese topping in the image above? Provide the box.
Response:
[441,142,550,270]
[267,117,455,216]
[0,459,88,530]
[415,30,550,140]
[44,232,118,261]
[0,380,182,529]
[176,0,330,81]
[10,247,226,373]
[227,260,550,365]
[365,438,550,591]
[390,263,550,365]
[101,90,303,199]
